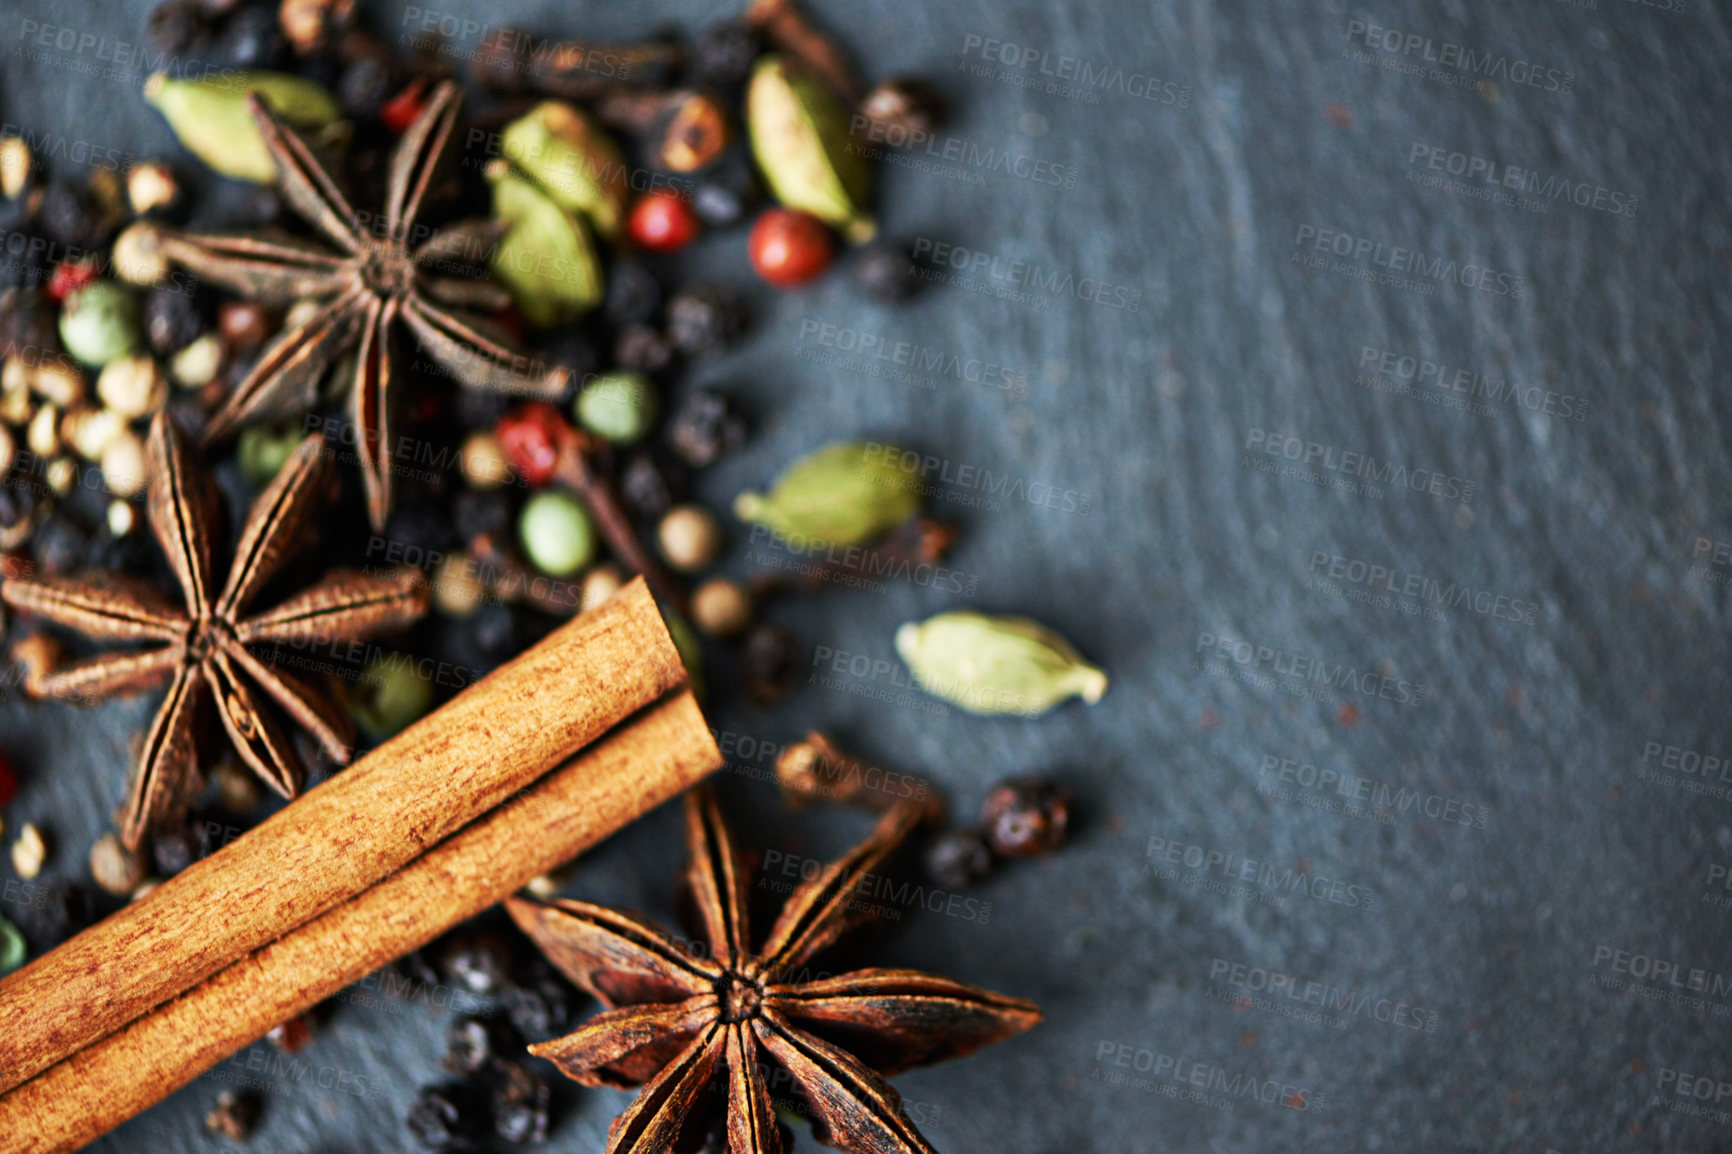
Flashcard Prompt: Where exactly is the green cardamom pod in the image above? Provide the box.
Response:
[143,71,345,184]
[746,56,876,244]
[499,102,629,240]
[895,612,1108,717]
[733,440,919,546]
[485,159,603,328]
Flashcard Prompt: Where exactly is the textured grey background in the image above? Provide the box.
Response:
[2,0,1730,1151]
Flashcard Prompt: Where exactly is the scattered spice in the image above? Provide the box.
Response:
[734,439,921,545]
[519,490,596,578]
[628,189,702,252]
[576,371,658,444]
[894,611,1108,717]
[666,388,749,468]
[0,914,23,970]
[980,778,1072,858]
[657,503,724,573]
[858,76,945,139]
[924,829,995,889]
[203,1090,261,1141]
[11,823,47,879]
[742,620,801,703]
[89,833,146,896]
[749,206,835,286]
[506,788,1040,1151]
[690,576,753,637]
[490,1062,551,1145]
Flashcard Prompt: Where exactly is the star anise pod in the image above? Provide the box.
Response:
[159,80,567,531]
[506,787,1040,1154]
[1,413,429,849]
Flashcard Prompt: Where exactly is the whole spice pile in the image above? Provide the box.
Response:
[0,0,1109,1148]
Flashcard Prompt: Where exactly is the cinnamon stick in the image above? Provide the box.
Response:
[0,689,719,1153]
[0,577,684,1094]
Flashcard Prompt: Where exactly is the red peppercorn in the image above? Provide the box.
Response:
[748,208,833,287]
[380,77,430,134]
[979,778,1071,858]
[628,192,701,253]
[46,259,100,304]
[496,402,572,487]
[0,750,17,810]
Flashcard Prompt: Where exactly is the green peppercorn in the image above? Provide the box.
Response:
[0,914,22,974]
[350,652,435,741]
[519,490,596,577]
[575,371,658,444]
[59,282,142,367]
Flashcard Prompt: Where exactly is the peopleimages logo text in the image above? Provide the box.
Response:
[1294,226,1526,299]
[1344,20,1574,93]
[1245,427,1476,503]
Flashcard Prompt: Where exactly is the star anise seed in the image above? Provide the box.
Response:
[506,787,1041,1154]
[1,412,429,850]
[158,80,568,532]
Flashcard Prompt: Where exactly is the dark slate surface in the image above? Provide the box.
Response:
[2,0,1730,1150]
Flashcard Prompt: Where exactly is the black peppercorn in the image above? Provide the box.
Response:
[742,622,800,704]
[152,812,214,876]
[31,517,90,577]
[146,0,207,54]
[859,77,946,139]
[0,288,59,353]
[339,54,395,118]
[614,324,675,375]
[243,186,284,228]
[852,239,922,304]
[604,262,663,327]
[619,450,688,521]
[979,778,1071,857]
[38,179,113,249]
[666,389,748,468]
[536,328,598,385]
[386,501,458,557]
[143,285,206,356]
[220,4,286,69]
[0,482,38,532]
[492,1063,551,1145]
[502,960,575,1040]
[689,22,760,87]
[470,601,520,659]
[407,1082,489,1150]
[19,881,94,950]
[389,948,443,997]
[924,829,995,888]
[444,1014,522,1076]
[203,1090,262,1141]
[665,287,743,357]
[454,489,513,546]
[692,151,762,229]
[88,530,152,575]
[440,931,515,995]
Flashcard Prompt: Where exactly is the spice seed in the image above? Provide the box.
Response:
[12,823,47,879]
[657,504,723,573]
[90,833,145,895]
[690,577,752,637]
